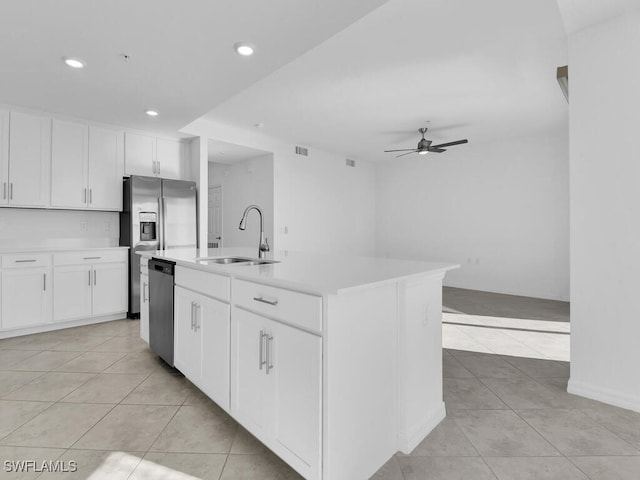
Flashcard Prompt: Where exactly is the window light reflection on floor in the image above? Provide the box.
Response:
[86,452,199,480]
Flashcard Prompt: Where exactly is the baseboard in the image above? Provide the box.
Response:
[397,401,446,454]
[568,378,640,413]
[0,313,128,339]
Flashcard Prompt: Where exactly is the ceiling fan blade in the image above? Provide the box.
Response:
[429,139,468,149]
[427,148,446,153]
[396,151,417,157]
[384,148,418,152]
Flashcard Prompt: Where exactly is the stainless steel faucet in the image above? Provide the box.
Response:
[239,205,270,259]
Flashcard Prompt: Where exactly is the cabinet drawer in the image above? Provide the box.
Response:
[175,266,230,302]
[54,249,127,266]
[233,279,322,333]
[1,253,51,268]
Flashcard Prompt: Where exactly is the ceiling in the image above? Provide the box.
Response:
[202,0,569,161]
[0,0,388,137]
[556,0,640,34]
[208,138,270,165]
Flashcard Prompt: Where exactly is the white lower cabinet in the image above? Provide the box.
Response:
[53,261,127,322]
[231,308,321,480]
[171,269,321,480]
[1,267,51,329]
[174,286,230,411]
[92,262,127,316]
[49,250,128,325]
[52,265,92,322]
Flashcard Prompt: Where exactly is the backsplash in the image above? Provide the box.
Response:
[0,208,119,250]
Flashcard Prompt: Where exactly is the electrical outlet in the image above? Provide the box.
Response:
[80,221,88,232]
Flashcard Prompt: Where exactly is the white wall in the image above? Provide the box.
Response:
[0,209,119,250]
[209,155,274,249]
[183,118,377,256]
[274,151,376,256]
[375,131,569,301]
[567,9,640,411]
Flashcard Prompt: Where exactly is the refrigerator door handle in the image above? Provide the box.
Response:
[161,197,167,249]
[157,197,163,250]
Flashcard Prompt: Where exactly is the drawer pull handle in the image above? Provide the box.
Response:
[15,259,36,263]
[259,330,267,370]
[83,256,101,260]
[253,296,278,306]
[266,334,274,375]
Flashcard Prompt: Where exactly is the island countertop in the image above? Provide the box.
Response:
[140,247,458,296]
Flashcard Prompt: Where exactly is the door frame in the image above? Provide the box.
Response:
[208,184,223,248]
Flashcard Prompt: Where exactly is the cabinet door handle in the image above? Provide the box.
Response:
[83,256,101,260]
[253,296,278,306]
[9,183,13,200]
[259,330,267,370]
[43,273,46,291]
[88,269,92,286]
[89,188,93,204]
[83,188,87,203]
[3,182,6,200]
[93,269,97,285]
[157,162,161,175]
[265,334,274,375]
[190,301,195,330]
[15,259,36,263]
[143,283,148,302]
[152,161,156,174]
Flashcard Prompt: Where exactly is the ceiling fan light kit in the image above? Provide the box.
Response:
[384,127,468,157]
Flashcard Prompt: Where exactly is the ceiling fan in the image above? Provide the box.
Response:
[384,127,468,157]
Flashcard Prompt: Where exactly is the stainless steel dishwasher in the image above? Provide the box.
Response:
[148,258,176,366]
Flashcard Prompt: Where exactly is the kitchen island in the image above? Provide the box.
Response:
[141,247,457,480]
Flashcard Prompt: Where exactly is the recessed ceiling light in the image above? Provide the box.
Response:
[234,42,255,56]
[63,57,85,69]
[145,110,159,117]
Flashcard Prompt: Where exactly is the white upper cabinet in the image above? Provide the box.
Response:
[156,138,185,180]
[0,110,8,205]
[125,132,188,180]
[7,111,51,207]
[51,119,88,209]
[87,126,122,210]
[124,132,156,177]
[51,121,122,211]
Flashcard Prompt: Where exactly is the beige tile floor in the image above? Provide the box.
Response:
[0,290,637,479]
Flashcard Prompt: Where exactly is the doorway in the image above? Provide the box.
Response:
[208,185,223,248]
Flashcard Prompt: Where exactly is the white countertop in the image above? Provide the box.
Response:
[142,247,458,295]
[0,246,129,254]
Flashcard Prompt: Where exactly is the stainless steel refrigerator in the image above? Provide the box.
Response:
[120,176,197,317]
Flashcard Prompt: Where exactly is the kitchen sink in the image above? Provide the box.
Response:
[194,256,280,266]
[195,256,253,264]
[236,260,280,266]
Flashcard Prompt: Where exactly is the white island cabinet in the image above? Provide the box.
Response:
[174,267,231,410]
[146,247,457,480]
